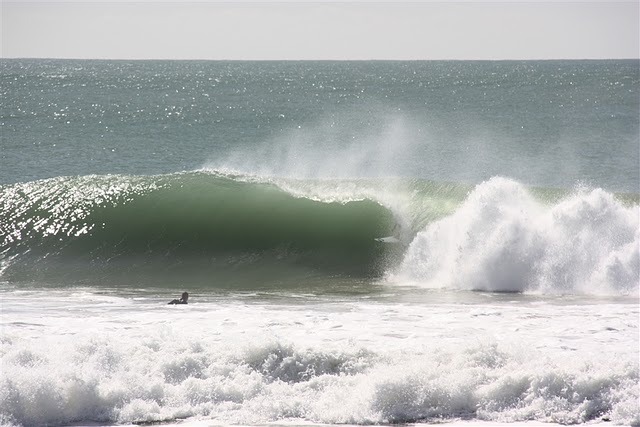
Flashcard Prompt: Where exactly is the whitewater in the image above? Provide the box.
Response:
[1,60,639,426]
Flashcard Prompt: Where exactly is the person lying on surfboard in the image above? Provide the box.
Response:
[168,292,189,304]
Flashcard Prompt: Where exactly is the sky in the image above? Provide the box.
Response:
[1,1,639,60]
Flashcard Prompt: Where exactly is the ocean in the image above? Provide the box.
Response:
[0,59,638,426]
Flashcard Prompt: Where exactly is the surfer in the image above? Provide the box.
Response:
[375,222,402,244]
[168,292,189,305]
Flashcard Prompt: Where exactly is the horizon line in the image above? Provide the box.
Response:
[3,57,640,62]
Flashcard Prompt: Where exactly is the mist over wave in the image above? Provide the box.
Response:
[395,177,639,296]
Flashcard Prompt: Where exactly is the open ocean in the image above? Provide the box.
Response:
[1,60,639,426]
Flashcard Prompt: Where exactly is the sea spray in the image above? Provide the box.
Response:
[211,112,422,180]
[395,177,639,295]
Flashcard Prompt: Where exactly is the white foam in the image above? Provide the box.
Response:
[1,290,638,426]
[394,177,639,296]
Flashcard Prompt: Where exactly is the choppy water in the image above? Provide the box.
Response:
[1,60,638,426]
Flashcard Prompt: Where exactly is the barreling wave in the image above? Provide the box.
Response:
[0,172,405,287]
[1,172,638,295]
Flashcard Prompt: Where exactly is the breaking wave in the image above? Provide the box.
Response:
[1,172,637,295]
[395,177,639,296]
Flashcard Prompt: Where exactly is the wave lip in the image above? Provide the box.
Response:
[395,177,640,296]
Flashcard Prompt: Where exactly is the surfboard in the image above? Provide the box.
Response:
[375,236,400,243]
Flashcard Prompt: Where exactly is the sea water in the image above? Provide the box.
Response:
[1,60,638,426]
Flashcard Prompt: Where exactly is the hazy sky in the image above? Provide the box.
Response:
[2,1,639,60]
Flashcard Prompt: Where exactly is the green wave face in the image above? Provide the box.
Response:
[0,173,404,288]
